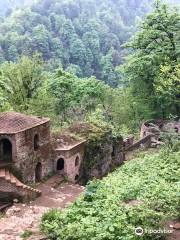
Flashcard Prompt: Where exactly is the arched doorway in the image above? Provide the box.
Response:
[57,158,64,171]
[0,139,12,162]
[35,162,42,182]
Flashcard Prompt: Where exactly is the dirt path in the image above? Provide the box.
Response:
[0,175,84,240]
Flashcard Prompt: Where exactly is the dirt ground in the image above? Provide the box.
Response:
[0,174,84,240]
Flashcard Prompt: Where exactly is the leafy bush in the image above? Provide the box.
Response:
[160,129,180,152]
[41,149,179,239]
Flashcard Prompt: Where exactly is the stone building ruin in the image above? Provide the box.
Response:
[0,112,87,202]
[53,134,86,183]
[1,112,179,203]
[0,112,127,202]
[140,119,180,138]
[0,112,52,183]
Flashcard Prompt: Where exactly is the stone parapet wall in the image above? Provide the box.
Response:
[125,134,153,152]
[0,178,40,202]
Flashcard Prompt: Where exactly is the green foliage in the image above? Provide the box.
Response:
[0,1,179,135]
[50,69,75,123]
[0,54,44,112]
[160,128,180,151]
[41,209,62,223]
[84,180,102,202]
[154,63,180,116]
[122,1,180,118]
[41,148,180,239]
[0,0,153,86]
[27,76,57,120]
[49,69,110,125]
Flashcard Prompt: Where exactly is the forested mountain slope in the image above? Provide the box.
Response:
[0,0,153,86]
[0,1,179,125]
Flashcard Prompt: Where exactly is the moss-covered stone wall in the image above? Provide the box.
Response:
[78,130,124,184]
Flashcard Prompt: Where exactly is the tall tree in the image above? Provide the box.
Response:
[0,54,44,111]
[122,0,180,118]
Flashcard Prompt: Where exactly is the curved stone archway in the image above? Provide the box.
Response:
[0,138,12,163]
[56,158,65,171]
[35,162,42,182]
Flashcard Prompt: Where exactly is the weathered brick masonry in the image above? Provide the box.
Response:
[0,112,52,183]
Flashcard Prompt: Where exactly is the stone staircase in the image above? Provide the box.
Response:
[0,168,41,202]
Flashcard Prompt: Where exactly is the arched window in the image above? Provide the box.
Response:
[75,156,80,167]
[35,162,42,182]
[0,139,12,162]
[57,158,64,171]
[34,134,39,151]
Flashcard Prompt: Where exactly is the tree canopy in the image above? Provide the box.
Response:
[0,0,179,132]
[122,0,180,119]
[0,0,153,86]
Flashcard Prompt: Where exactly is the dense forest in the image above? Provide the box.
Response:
[0,0,179,86]
[0,0,179,133]
[0,0,154,86]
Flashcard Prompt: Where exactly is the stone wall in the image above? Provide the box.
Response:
[54,143,85,183]
[0,179,38,202]
[111,138,124,167]
[13,122,52,183]
[140,119,180,139]
[126,134,152,151]
[79,132,124,185]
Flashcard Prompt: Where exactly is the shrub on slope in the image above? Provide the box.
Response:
[41,149,179,240]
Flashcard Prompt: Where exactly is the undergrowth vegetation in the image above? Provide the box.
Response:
[41,147,180,240]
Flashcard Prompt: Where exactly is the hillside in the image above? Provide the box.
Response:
[0,0,153,86]
[0,1,179,128]
[0,0,179,87]
[41,148,180,239]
